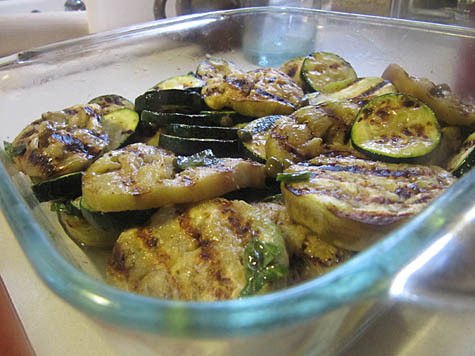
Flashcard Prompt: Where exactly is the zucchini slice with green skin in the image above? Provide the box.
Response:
[351,93,441,162]
[102,108,139,150]
[196,57,244,80]
[301,52,357,93]
[447,132,475,177]
[54,198,119,248]
[302,77,396,106]
[88,94,134,115]
[150,74,205,91]
[141,110,242,129]
[32,172,82,202]
[238,115,281,163]
[80,198,156,234]
[159,133,239,157]
[134,89,206,114]
[166,123,239,140]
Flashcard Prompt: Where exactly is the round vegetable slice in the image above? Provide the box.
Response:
[301,52,357,93]
[351,93,441,161]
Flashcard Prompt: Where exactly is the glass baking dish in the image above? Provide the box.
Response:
[0,7,474,356]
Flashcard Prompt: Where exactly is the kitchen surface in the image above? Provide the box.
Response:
[1,1,475,356]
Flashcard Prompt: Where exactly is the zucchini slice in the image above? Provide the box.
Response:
[351,93,441,162]
[102,108,139,150]
[281,155,456,251]
[166,123,239,140]
[150,74,205,91]
[88,94,134,115]
[54,198,119,248]
[303,77,396,106]
[301,52,357,93]
[32,172,82,202]
[238,115,282,163]
[135,89,205,114]
[80,198,155,234]
[141,110,240,129]
[196,57,244,80]
[447,132,475,177]
[159,133,239,157]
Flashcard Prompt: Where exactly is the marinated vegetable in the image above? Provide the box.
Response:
[351,93,441,162]
[281,155,456,251]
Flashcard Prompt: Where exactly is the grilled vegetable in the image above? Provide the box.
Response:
[265,100,361,164]
[134,89,205,114]
[158,134,238,157]
[201,68,304,117]
[165,123,239,140]
[141,110,243,129]
[281,155,456,251]
[279,56,305,89]
[382,63,475,127]
[238,115,281,163]
[196,57,244,80]
[150,74,205,91]
[82,143,266,212]
[252,201,353,283]
[53,198,119,248]
[303,77,396,106]
[101,108,139,150]
[447,132,475,177]
[11,104,108,180]
[301,52,357,93]
[106,198,288,301]
[80,198,155,234]
[351,93,441,162]
[88,94,134,115]
[32,172,82,202]
[351,94,440,162]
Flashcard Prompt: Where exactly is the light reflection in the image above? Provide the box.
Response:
[84,291,112,306]
[2,74,9,81]
[389,231,455,298]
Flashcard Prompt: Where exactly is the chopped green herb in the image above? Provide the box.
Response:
[276,171,311,183]
[240,239,288,297]
[50,200,82,216]
[3,141,26,160]
[174,149,220,171]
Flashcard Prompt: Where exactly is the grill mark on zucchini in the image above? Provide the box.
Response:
[358,80,392,98]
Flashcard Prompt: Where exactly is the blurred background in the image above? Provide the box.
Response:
[0,0,474,57]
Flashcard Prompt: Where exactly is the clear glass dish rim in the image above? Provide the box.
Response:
[0,7,474,338]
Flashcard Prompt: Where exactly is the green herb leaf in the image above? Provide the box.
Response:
[175,149,220,171]
[240,239,288,297]
[276,171,311,183]
[50,200,82,216]
[3,141,26,160]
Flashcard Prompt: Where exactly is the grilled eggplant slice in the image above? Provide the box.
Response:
[106,198,288,301]
[279,56,306,89]
[196,57,244,81]
[11,104,108,180]
[382,63,475,127]
[201,68,304,117]
[265,101,362,164]
[281,155,456,251]
[82,143,265,212]
[351,93,441,162]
